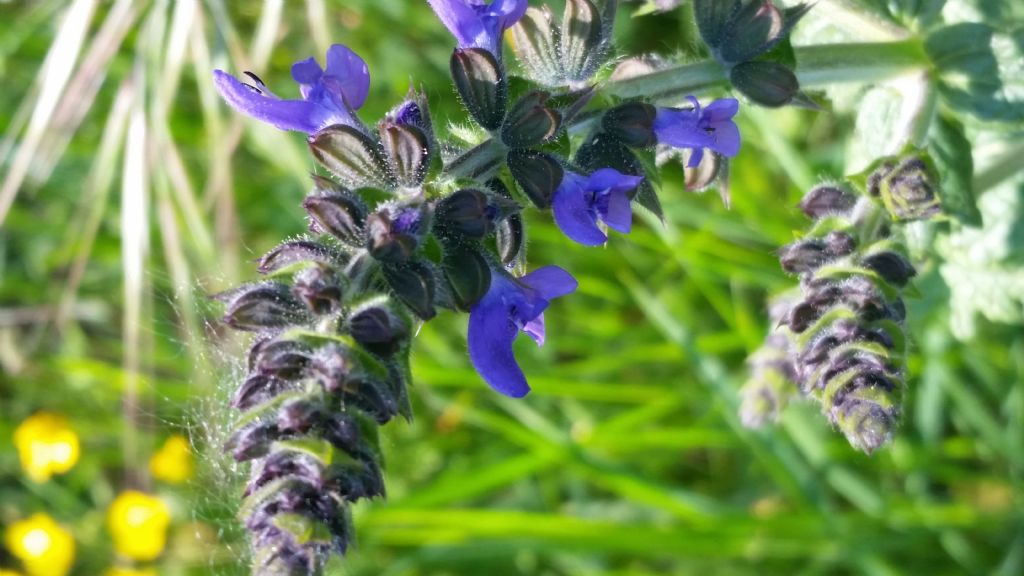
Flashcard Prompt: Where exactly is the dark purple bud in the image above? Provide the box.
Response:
[799,184,857,219]
[507,149,564,209]
[227,421,278,461]
[382,260,437,320]
[729,60,799,108]
[442,245,492,311]
[258,240,342,274]
[862,251,916,287]
[233,374,291,410]
[501,90,561,148]
[603,102,658,148]
[867,160,897,197]
[349,306,409,357]
[786,301,821,333]
[303,184,368,246]
[309,124,392,189]
[367,212,419,263]
[247,451,324,496]
[278,398,326,434]
[252,339,312,380]
[434,189,494,239]
[779,239,828,274]
[292,266,344,314]
[450,48,507,131]
[824,231,856,258]
[321,414,361,455]
[341,377,399,424]
[307,344,352,393]
[217,282,308,331]
[378,121,430,188]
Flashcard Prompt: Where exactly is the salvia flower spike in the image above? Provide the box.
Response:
[211,0,775,569]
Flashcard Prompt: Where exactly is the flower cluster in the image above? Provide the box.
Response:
[210,1,757,571]
[742,159,941,452]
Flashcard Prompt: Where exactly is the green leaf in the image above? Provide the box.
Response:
[927,114,982,225]
[926,24,1024,125]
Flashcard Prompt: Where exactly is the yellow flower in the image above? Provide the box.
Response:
[13,412,80,483]
[148,435,193,484]
[3,513,75,576]
[104,568,157,576]
[106,491,171,561]
[0,571,24,576]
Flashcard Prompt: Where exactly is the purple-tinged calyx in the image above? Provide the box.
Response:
[427,0,528,55]
[552,168,644,246]
[213,44,370,134]
[653,96,741,168]
[468,266,577,398]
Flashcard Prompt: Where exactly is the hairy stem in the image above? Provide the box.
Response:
[605,40,930,102]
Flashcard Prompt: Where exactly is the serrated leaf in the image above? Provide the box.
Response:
[927,114,982,225]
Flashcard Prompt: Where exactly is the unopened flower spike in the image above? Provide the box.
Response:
[468,266,578,398]
[427,0,528,55]
[552,168,644,246]
[213,44,370,134]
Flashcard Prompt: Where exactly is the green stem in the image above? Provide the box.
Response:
[442,138,506,181]
[604,40,929,103]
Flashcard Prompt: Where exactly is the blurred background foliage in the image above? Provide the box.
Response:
[1,1,1022,575]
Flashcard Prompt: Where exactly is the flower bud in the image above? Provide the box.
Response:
[501,91,561,148]
[309,125,392,189]
[799,184,857,219]
[366,209,423,263]
[387,88,434,145]
[251,339,311,380]
[303,186,368,246]
[507,150,564,208]
[349,305,409,357]
[778,239,828,274]
[381,260,437,320]
[695,0,811,66]
[442,245,492,311]
[833,378,899,454]
[227,421,278,462]
[823,231,856,258]
[729,60,799,108]
[217,282,308,331]
[450,48,507,131]
[603,102,658,148]
[292,266,343,314]
[278,398,326,435]
[340,377,400,424]
[875,156,942,221]
[307,348,352,400]
[258,240,342,275]
[434,189,494,239]
[233,374,290,411]
[862,251,916,287]
[378,121,430,189]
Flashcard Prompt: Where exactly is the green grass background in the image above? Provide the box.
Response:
[1,1,1022,575]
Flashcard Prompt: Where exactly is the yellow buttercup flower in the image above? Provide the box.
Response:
[0,570,26,576]
[3,513,75,576]
[13,412,80,483]
[106,491,171,561]
[148,434,193,484]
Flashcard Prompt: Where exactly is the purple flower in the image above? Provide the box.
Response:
[468,266,577,397]
[552,168,644,246]
[213,44,370,134]
[653,96,741,168]
[426,0,528,54]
